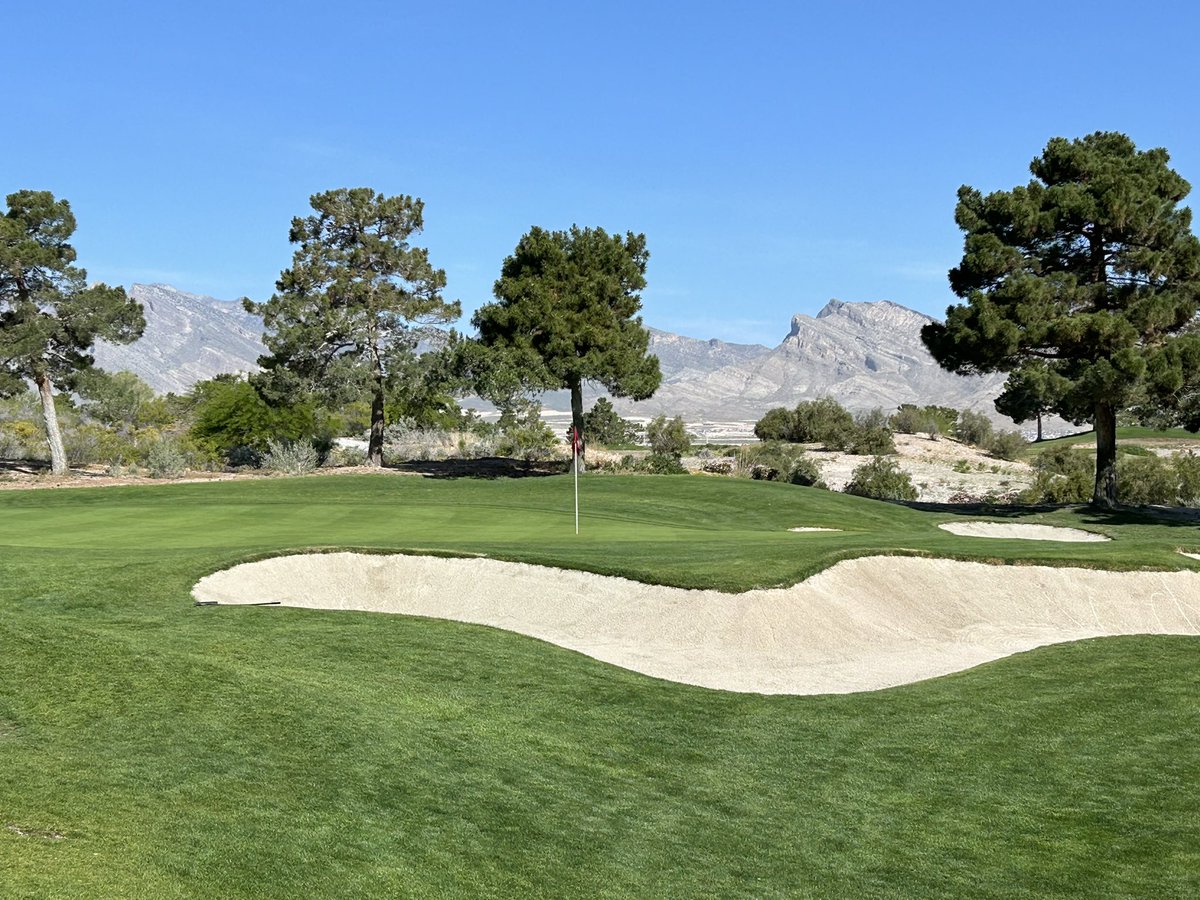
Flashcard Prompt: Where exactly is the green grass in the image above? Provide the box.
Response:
[2,474,1199,897]
[1020,426,1200,460]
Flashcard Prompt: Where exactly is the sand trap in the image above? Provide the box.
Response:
[938,522,1110,542]
[1180,551,1200,561]
[194,553,1200,695]
[789,526,842,533]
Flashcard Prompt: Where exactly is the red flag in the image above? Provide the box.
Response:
[571,426,584,458]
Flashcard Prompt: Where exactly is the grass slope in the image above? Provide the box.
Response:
[2,474,1198,897]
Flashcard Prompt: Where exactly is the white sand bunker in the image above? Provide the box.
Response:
[194,553,1200,695]
[1180,551,1200,561]
[789,526,842,533]
[939,521,1110,542]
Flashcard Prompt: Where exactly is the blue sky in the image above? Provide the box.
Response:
[7,1,1199,345]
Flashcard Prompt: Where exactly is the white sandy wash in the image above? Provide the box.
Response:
[193,553,1200,695]
[938,522,1111,542]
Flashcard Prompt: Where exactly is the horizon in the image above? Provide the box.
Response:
[7,1,1200,345]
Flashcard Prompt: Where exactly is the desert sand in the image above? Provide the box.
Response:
[194,552,1200,695]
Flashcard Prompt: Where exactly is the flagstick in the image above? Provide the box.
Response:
[574,449,580,535]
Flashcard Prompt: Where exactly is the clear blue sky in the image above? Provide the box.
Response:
[7,1,1199,345]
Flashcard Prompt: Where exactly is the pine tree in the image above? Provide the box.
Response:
[922,133,1200,507]
[472,225,660,470]
[248,189,460,466]
[0,191,144,474]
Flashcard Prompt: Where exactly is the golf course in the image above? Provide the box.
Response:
[2,472,1199,897]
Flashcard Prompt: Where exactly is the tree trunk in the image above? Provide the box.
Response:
[569,377,585,473]
[367,369,385,468]
[35,372,68,476]
[1092,402,1118,508]
[1035,411,1043,442]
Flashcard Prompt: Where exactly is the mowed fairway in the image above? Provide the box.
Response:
[2,474,1199,897]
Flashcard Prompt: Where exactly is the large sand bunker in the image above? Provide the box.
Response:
[938,522,1110,541]
[193,553,1200,695]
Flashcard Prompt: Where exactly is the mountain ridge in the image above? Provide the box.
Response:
[95,284,1008,423]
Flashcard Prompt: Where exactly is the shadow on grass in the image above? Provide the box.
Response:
[391,456,571,480]
[906,499,1200,528]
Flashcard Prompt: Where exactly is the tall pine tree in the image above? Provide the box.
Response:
[248,189,460,466]
[472,225,660,470]
[0,190,144,474]
[922,133,1200,507]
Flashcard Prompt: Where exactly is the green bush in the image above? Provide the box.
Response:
[263,439,319,476]
[1175,451,1200,506]
[145,439,188,479]
[1023,446,1093,503]
[735,441,808,480]
[496,409,557,462]
[786,456,826,488]
[953,410,994,447]
[987,430,1027,461]
[1118,454,1177,506]
[844,457,918,501]
[793,398,856,449]
[639,453,688,475]
[646,415,691,458]
[848,408,895,455]
[890,405,931,434]
[753,407,794,442]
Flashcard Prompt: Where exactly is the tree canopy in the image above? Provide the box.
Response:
[471,225,661,468]
[247,188,460,466]
[921,132,1200,507]
[0,190,144,473]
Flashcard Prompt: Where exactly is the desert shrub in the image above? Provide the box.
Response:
[987,430,1027,461]
[848,408,895,455]
[890,405,930,434]
[146,439,188,479]
[952,459,972,473]
[753,407,794,442]
[844,456,918,501]
[226,445,264,469]
[321,444,367,467]
[637,452,688,475]
[786,456,826,488]
[953,410,994,447]
[1022,445,1093,503]
[792,398,855,448]
[735,441,808,479]
[582,398,640,447]
[496,408,557,463]
[1175,451,1200,506]
[263,439,319,476]
[700,458,734,475]
[1118,454,1177,506]
[383,422,456,461]
[646,415,691,458]
[0,420,46,461]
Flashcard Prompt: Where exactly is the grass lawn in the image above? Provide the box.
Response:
[2,473,1198,897]
[1019,426,1200,460]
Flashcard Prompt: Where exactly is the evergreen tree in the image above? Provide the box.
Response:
[0,191,144,474]
[993,361,1069,442]
[247,189,460,466]
[922,133,1200,507]
[472,225,660,470]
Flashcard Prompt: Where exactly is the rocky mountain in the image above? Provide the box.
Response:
[613,299,1006,422]
[94,284,264,394]
[94,285,1009,425]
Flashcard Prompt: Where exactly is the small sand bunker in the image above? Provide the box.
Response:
[1180,551,1200,561]
[788,526,842,533]
[939,522,1110,542]
[194,553,1199,695]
